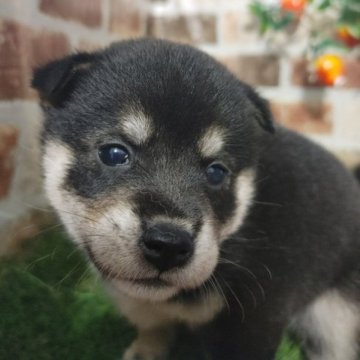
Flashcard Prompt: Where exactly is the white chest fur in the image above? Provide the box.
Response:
[110,287,224,331]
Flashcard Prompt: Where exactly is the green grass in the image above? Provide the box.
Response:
[0,228,303,359]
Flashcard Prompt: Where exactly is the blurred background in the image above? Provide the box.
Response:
[0,0,359,258]
[0,1,359,358]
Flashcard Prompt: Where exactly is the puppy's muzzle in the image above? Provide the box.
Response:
[140,223,194,272]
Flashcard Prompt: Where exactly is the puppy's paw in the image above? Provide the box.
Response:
[122,339,167,360]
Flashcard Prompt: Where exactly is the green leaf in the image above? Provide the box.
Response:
[249,2,272,34]
[312,38,349,55]
[347,24,360,38]
[272,12,295,30]
[344,0,360,6]
[316,0,332,11]
[339,5,360,25]
[275,335,303,360]
[249,2,269,18]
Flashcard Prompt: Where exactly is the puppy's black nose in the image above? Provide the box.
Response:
[141,224,194,272]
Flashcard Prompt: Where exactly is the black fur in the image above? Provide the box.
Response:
[201,128,360,359]
[355,165,360,184]
[32,52,98,107]
[33,39,360,360]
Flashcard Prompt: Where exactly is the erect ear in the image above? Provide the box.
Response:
[32,52,97,107]
[243,84,275,133]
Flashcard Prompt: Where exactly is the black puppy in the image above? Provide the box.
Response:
[33,39,360,360]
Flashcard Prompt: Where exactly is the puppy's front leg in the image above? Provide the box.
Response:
[200,308,284,360]
[123,326,175,360]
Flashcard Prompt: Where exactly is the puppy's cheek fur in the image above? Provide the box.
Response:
[87,204,151,279]
[43,141,86,242]
[92,205,141,246]
[219,168,256,241]
[43,141,148,279]
[165,170,256,291]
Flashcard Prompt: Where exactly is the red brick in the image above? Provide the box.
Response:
[271,101,332,134]
[292,58,311,86]
[0,124,19,198]
[146,14,217,44]
[77,40,104,52]
[30,31,70,68]
[110,0,145,37]
[0,20,29,99]
[40,0,102,28]
[343,58,360,88]
[0,20,70,99]
[219,55,279,86]
[222,11,260,44]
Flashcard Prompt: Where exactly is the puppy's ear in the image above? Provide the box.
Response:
[32,52,97,107]
[244,85,275,133]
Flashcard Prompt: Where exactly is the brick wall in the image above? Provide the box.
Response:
[0,0,359,253]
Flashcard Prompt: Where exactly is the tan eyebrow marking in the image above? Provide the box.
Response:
[120,111,154,145]
[198,126,225,158]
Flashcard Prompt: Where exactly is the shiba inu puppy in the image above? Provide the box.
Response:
[32,39,360,360]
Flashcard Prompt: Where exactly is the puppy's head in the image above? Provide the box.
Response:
[33,39,273,301]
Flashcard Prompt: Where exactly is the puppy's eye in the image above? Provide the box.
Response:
[206,163,228,186]
[98,144,130,166]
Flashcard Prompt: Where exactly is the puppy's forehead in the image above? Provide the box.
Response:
[117,102,220,150]
[120,109,227,157]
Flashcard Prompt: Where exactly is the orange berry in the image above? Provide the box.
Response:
[280,0,306,13]
[314,54,345,86]
[336,26,360,48]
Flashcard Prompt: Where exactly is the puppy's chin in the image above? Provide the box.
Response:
[109,278,179,302]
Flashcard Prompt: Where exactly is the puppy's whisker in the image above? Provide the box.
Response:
[26,251,57,269]
[221,239,293,253]
[6,222,65,244]
[66,246,83,260]
[134,162,153,179]
[55,262,83,287]
[82,233,109,238]
[58,209,99,224]
[211,274,230,314]
[90,207,120,230]
[242,283,258,309]
[244,255,273,281]
[219,252,273,281]
[218,258,257,279]
[252,200,283,208]
[219,275,245,322]
[218,257,266,302]
[75,267,93,287]
[22,202,53,213]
